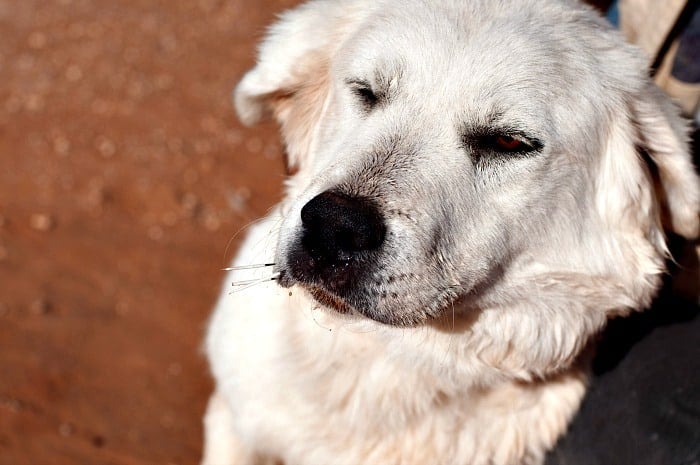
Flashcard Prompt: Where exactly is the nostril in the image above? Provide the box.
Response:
[300,191,385,261]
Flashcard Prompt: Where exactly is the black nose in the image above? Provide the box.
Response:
[300,191,385,263]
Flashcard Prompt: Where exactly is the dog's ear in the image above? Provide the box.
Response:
[234,1,362,171]
[596,82,699,308]
[632,84,700,240]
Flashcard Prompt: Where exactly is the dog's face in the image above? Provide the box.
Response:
[236,0,699,328]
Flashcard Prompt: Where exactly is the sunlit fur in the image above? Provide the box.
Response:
[203,1,700,464]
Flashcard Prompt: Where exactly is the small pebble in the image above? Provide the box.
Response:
[95,136,116,158]
[5,399,22,413]
[58,422,74,437]
[180,192,199,209]
[202,211,220,231]
[24,94,44,112]
[30,213,54,231]
[85,185,105,210]
[53,136,71,156]
[227,188,250,213]
[194,139,212,155]
[65,65,83,82]
[115,301,130,316]
[224,130,242,146]
[30,298,51,315]
[27,32,47,49]
[263,144,280,160]
[148,225,164,241]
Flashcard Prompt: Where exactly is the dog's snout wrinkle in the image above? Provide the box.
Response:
[300,191,385,263]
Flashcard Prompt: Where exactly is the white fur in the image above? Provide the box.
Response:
[204,1,700,464]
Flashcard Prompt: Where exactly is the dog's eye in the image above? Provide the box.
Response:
[494,135,524,151]
[481,133,541,154]
[347,79,380,111]
[463,130,543,162]
[356,86,378,107]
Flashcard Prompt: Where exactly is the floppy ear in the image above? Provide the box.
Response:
[595,82,699,309]
[632,83,700,240]
[234,0,363,171]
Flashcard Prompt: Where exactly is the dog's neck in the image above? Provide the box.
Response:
[280,291,589,465]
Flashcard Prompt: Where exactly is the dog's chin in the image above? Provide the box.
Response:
[307,285,354,315]
[276,259,439,326]
[281,277,433,327]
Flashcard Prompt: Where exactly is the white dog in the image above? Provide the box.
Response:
[203,0,700,464]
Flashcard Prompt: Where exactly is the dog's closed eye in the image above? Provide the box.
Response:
[492,135,527,152]
[464,130,543,159]
[482,133,542,154]
[346,78,382,111]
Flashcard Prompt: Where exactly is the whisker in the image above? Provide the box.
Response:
[231,275,279,287]
[222,263,276,272]
[229,273,280,294]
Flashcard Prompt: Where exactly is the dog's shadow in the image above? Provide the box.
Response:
[545,239,700,464]
[593,234,699,375]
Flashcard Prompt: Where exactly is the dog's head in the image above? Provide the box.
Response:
[235,0,699,333]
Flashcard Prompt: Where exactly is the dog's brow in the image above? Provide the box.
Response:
[375,66,404,95]
[345,77,371,87]
[345,75,391,97]
[462,110,543,143]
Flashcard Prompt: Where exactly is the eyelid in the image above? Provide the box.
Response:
[464,129,543,154]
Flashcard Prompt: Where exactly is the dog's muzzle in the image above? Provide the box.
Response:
[283,190,386,295]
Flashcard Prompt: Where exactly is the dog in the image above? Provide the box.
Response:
[202,0,700,464]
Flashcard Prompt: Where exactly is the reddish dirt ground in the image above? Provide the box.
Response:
[0,1,297,463]
[0,1,644,464]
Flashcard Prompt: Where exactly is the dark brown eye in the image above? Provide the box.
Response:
[494,135,523,151]
[486,133,541,154]
[463,129,542,161]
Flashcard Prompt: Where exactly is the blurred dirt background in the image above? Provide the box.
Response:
[0,1,297,463]
[0,0,651,464]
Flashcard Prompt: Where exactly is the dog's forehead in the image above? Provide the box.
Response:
[328,0,637,144]
[338,0,611,118]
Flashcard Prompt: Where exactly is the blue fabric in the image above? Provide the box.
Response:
[606,0,619,27]
[671,4,700,83]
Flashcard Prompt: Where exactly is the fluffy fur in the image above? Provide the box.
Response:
[203,1,700,464]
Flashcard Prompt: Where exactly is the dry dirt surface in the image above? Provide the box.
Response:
[0,1,296,463]
[0,1,633,465]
